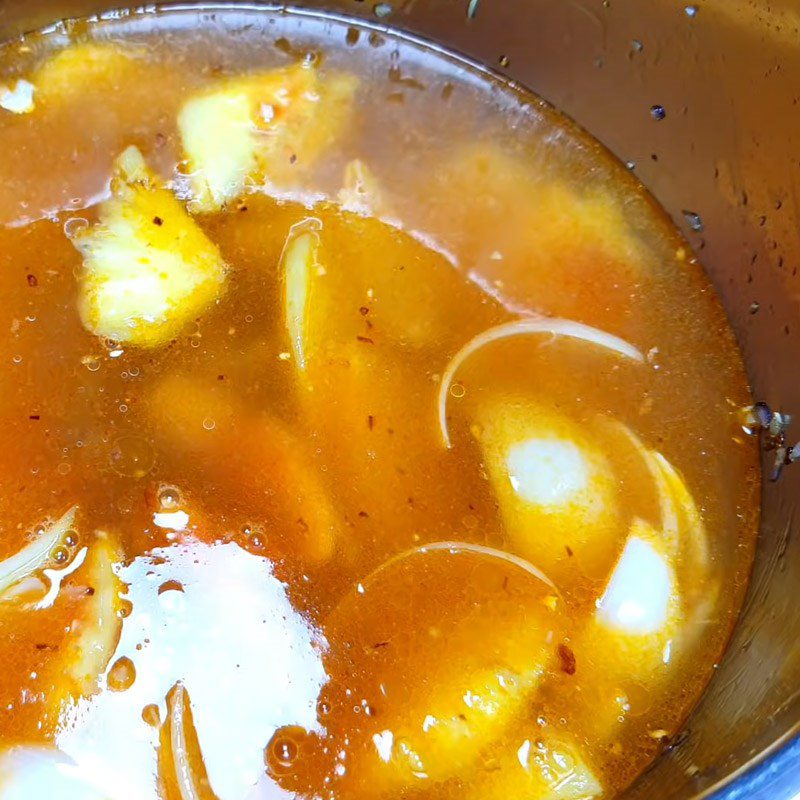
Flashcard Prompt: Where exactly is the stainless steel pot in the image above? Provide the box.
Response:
[1,1,798,798]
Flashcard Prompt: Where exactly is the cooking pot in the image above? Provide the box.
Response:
[1,1,797,798]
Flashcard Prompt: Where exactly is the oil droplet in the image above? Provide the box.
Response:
[64,531,78,547]
[51,546,69,564]
[158,486,182,510]
[450,383,466,399]
[63,217,89,239]
[81,354,101,372]
[107,656,136,692]
[117,598,133,619]
[265,725,307,776]
[202,417,216,431]
[110,436,155,478]
[141,703,161,728]
[57,462,71,476]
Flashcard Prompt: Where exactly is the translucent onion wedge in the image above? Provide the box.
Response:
[437,318,644,447]
[0,506,77,598]
[161,682,219,800]
[281,219,322,374]
[611,421,708,567]
[62,533,125,700]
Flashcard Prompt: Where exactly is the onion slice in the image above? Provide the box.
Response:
[365,539,558,592]
[281,219,321,375]
[437,318,644,448]
[163,682,219,800]
[0,506,77,598]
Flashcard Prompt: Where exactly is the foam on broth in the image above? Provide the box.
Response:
[0,8,759,800]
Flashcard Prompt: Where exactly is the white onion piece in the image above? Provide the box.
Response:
[281,219,321,374]
[437,318,644,448]
[167,682,219,800]
[0,506,77,598]
[367,540,558,591]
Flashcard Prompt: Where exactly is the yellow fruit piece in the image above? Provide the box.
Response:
[564,518,678,744]
[424,143,644,322]
[72,145,227,347]
[34,43,141,102]
[179,64,357,211]
[320,544,564,795]
[475,399,621,583]
[146,373,338,567]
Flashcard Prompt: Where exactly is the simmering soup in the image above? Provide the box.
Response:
[0,8,759,800]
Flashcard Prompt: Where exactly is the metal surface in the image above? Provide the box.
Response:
[0,1,798,797]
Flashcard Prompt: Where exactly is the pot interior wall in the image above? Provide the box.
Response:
[1,1,799,797]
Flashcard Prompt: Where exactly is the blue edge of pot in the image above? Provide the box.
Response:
[713,735,800,800]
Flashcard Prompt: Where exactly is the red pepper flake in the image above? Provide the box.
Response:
[367,414,375,430]
[558,643,576,675]
[297,517,309,532]
[359,306,369,316]
[28,415,40,421]
[289,153,297,164]
[372,641,389,649]
[356,335,375,344]
[26,274,38,287]
[358,510,369,518]
[152,216,164,226]
[565,545,574,557]
[217,375,226,381]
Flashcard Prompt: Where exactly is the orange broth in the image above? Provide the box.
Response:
[0,8,759,800]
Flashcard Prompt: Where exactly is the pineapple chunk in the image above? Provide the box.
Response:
[33,43,144,104]
[567,518,683,743]
[179,63,357,211]
[423,143,644,323]
[146,373,338,566]
[467,734,603,800]
[474,399,621,584]
[72,145,227,347]
[319,544,564,794]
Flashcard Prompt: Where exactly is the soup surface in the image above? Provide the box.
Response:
[0,8,759,800]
